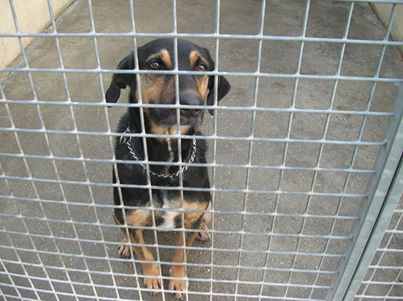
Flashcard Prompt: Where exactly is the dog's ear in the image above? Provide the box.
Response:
[105,54,135,103]
[207,75,231,115]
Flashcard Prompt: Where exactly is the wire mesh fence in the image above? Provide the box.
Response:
[0,0,402,300]
[355,198,403,300]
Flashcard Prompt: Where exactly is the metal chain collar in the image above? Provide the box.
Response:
[119,126,197,179]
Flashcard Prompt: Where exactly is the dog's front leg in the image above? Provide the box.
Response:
[196,202,212,241]
[131,229,162,293]
[169,231,196,300]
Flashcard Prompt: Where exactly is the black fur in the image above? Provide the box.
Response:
[106,39,230,228]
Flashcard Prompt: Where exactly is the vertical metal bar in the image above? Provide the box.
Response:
[171,2,193,300]
[209,0,221,298]
[257,1,311,299]
[46,1,125,299]
[304,3,355,299]
[341,118,402,300]
[124,1,152,299]
[233,0,267,300]
[384,268,403,298]
[171,0,189,299]
[330,5,400,300]
[82,1,140,299]
[356,173,403,297]
[6,2,84,299]
[125,1,167,298]
[0,255,23,300]
[0,161,41,301]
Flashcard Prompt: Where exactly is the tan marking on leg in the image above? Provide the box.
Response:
[115,209,161,293]
[115,214,135,258]
[197,202,212,242]
[183,201,209,228]
[131,230,161,292]
[126,209,151,227]
[169,231,196,300]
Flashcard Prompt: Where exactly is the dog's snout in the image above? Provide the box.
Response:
[180,92,200,106]
[180,92,202,118]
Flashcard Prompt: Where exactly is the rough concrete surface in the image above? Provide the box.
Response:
[0,1,402,301]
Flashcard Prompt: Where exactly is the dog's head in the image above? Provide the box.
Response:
[105,39,230,132]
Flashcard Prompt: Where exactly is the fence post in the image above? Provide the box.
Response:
[330,85,403,300]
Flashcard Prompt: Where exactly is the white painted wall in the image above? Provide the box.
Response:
[0,0,74,67]
[372,3,403,54]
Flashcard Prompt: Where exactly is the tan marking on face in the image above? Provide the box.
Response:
[126,209,151,227]
[196,76,209,100]
[149,120,191,142]
[138,75,173,104]
[189,50,201,68]
[160,49,172,69]
[145,49,172,69]
[189,50,210,101]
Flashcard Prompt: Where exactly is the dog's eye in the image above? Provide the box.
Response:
[196,63,208,71]
[147,60,161,70]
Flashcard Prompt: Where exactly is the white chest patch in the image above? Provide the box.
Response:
[160,210,180,229]
[158,192,180,230]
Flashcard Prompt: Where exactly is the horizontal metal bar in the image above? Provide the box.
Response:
[0,211,358,234]
[368,265,403,269]
[0,257,339,277]
[0,174,369,198]
[0,244,345,265]
[336,0,403,3]
[0,270,333,290]
[0,195,361,221]
[0,282,326,301]
[375,248,403,253]
[0,127,387,146]
[1,229,352,251]
[0,31,402,46]
[0,98,395,117]
[384,229,403,234]
[1,66,402,83]
[0,152,376,174]
[361,280,403,285]
[355,296,403,300]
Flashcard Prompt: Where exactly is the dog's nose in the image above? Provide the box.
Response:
[180,92,200,106]
[180,92,202,117]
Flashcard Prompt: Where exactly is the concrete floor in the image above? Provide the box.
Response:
[0,0,402,300]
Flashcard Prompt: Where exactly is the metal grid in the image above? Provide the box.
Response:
[355,197,403,300]
[0,0,402,300]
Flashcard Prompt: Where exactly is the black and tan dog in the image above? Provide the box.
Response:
[105,39,230,298]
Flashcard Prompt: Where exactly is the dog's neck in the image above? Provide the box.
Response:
[128,108,195,163]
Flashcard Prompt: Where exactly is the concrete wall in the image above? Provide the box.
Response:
[372,3,403,54]
[0,0,74,67]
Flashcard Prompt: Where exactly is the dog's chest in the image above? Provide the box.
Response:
[156,191,180,229]
[156,140,180,229]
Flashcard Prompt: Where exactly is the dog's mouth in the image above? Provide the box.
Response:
[146,107,203,128]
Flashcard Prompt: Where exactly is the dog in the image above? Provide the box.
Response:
[105,38,230,299]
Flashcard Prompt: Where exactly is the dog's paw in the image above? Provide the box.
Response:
[169,267,188,300]
[144,265,162,294]
[117,238,132,257]
[168,277,188,300]
[196,223,211,242]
